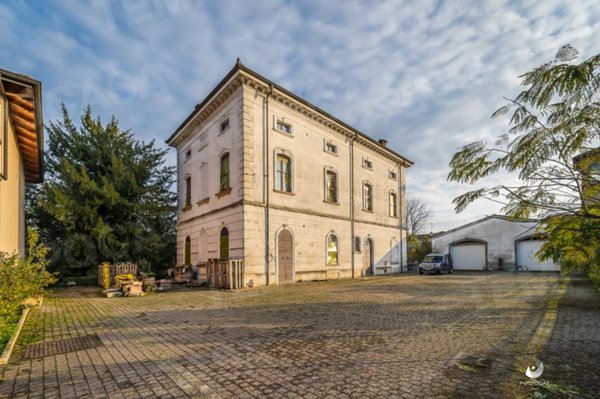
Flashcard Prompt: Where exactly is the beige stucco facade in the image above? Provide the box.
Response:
[0,70,43,256]
[0,95,26,254]
[168,62,412,287]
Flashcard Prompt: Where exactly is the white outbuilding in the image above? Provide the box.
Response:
[432,215,560,272]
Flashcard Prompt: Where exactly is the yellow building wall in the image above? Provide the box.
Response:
[0,95,26,255]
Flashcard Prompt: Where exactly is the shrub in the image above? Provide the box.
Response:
[0,228,57,351]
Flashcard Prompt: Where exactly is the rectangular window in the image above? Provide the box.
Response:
[389,192,398,217]
[220,154,229,191]
[275,154,292,192]
[220,118,230,133]
[363,183,373,211]
[325,170,338,203]
[325,142,337,154]
[389,170,397,180]
[276,119,292,134]
[185,149,192,160]
[184,176,191,207]
[363,159,373,169]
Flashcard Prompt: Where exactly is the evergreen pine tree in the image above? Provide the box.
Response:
[28,105,176,276]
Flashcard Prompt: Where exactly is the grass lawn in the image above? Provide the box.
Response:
[0,307,22,353]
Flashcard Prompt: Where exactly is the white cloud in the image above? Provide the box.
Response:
[2,0,600,231]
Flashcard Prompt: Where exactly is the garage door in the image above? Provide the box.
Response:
[451,244,486,270]
[516,240,560,271]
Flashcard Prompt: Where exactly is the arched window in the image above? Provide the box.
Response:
[354,236,361,253]
[220,153,230,192]
[219,227,229,259]
[324,168,338,203]
[327,233,339,265]
[275,154,292,192]
[184,236,191,265]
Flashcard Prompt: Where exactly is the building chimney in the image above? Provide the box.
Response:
[378,139,388,147]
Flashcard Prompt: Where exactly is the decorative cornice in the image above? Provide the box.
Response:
[167,61,413,167]
[238,71,410,165]
[169,76,244,147]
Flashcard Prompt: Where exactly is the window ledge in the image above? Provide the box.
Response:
[324,150,339,157]
[274,190,295,196]
[215,187,232,198]
[197,197,210,206]
[362,209,374,213]
[323,200,339,205]
[181,205,192,212]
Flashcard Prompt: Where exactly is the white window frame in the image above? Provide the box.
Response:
[323,167,339,204]
[273,148,294,193]
[273,115,294,136]
[324,140,338,155]
[362,157,373,170]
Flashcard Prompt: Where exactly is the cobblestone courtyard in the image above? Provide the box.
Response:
[1,272,599,398]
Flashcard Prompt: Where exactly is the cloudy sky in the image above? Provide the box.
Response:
[2,0,599,231]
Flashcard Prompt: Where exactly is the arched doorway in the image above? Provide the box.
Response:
[219,227,229,259]
[277,229,294,284]
[184,236,191,265]
[364,238,374,275]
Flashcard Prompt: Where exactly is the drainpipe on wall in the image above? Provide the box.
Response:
[398,162,404,273]
[349,134,356,279]
[263,84,273,286]
[0,91,8,181]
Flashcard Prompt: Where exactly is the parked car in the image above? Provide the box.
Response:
[419,253,453,275]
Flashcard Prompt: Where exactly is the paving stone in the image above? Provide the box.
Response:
[0,273,598,398]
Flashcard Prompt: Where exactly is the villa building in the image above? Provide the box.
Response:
[167,61,412,287]
[0,69,43,255]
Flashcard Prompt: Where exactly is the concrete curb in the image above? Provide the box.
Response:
[0,308,30,366]
[0,296,43,366]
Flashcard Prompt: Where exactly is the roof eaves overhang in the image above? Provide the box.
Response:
[0,68,43,183]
